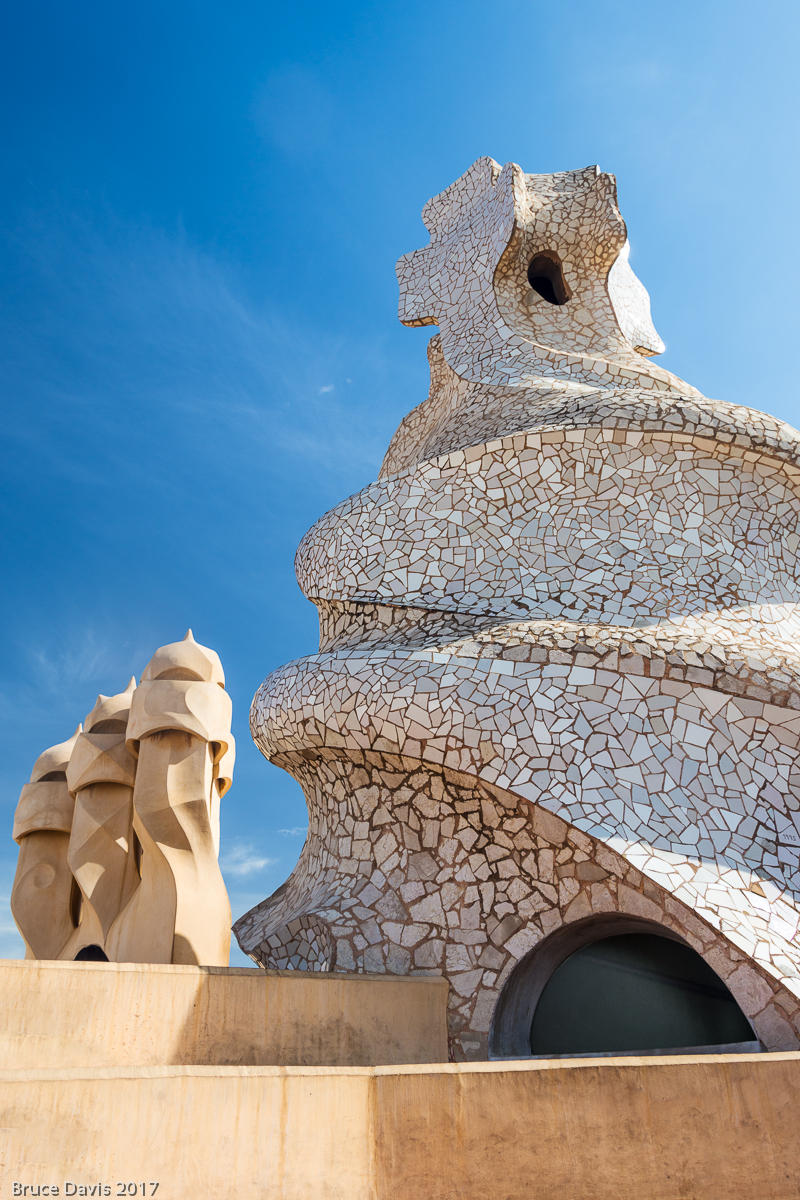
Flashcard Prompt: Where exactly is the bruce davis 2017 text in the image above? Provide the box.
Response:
[11,1185,160,1196]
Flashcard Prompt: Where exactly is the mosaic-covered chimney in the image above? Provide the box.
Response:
[236,159,800,1060]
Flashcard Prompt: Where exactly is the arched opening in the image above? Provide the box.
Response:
[74,944,108,962]
[490,915,759,1059]
[527,251,570,305]
[530,932,754,1054]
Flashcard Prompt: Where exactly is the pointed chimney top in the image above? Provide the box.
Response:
[141,632,224,686]
[83,681,136,735]
[27,725,83,783]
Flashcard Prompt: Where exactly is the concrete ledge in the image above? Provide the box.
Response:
[1,1053,799,1198]
[0,958,448,1068]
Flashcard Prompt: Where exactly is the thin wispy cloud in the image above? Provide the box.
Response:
[2,210,396,493]
[277,826,308,837]
[27,626,145,698]
[221,841,277,878]
[0,624,153,776]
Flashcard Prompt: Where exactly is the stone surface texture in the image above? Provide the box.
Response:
[11,631,235,966]
[3,1054,800,1200]
[235,158,800,1057]
[0,958,448,1069]
[11,726,82,960]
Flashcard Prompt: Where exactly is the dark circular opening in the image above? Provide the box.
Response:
[527,251,570,306]
[529,932,754,1055]
[74,944,109,962]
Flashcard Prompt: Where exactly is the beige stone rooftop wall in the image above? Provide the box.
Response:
[0,958,448,1068]
[2,1054,799,1199]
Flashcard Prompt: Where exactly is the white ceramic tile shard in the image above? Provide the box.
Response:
[235,159,800,1058]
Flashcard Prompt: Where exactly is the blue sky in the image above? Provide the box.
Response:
[2,1,799,962]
